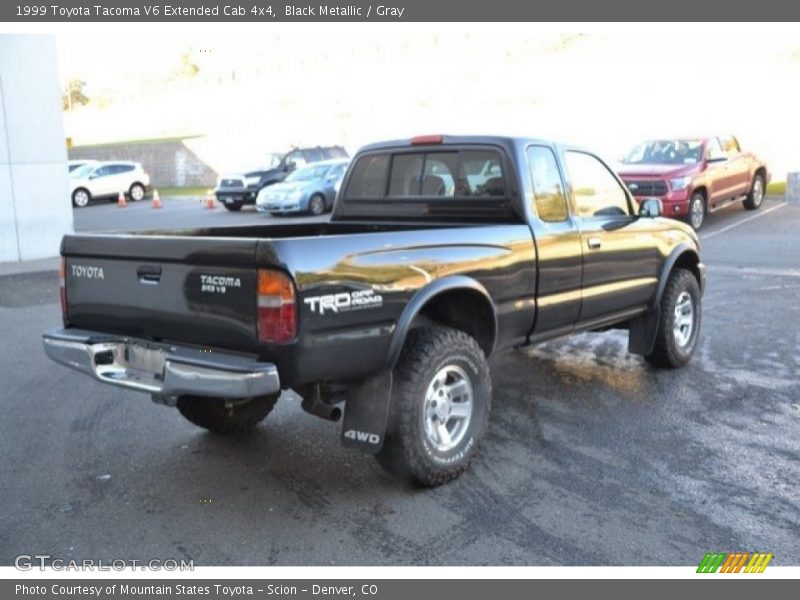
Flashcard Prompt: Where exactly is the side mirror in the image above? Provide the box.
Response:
[639,197,663,218]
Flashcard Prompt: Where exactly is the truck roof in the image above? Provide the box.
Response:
[358,134,559,154]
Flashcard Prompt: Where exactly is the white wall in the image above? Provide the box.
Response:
[0,35,73,263]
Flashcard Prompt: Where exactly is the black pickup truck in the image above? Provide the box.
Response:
[43,135,706,486]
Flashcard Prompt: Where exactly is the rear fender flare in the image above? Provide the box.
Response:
[382,276,497,371]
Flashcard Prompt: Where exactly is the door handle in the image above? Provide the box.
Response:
[137,264,162,285]
[587,237,602,250]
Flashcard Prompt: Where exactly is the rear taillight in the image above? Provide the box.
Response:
[257,269,296,344]
[59,257,68,325]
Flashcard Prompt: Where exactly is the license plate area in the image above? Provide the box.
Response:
[124,343,168,374]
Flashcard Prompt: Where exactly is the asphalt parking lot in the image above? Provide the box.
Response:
[0,197,797,566]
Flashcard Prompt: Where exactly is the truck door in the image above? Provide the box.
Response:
[720,135,751,195]
[562,150,660,326]
[705,137,734,201]
[526,145,583,341]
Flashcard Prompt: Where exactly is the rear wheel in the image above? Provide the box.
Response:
[177,394,279,433]
[644,268,701,369]
[72,188,90,208]
[129,183,145,202]
[375,327,491,486]
[743,173,765,210]
[685,191,706,230]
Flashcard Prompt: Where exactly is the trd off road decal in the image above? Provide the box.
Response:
[304,289,383,315]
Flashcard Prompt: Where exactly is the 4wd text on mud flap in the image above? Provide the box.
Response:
[344,429,381,445]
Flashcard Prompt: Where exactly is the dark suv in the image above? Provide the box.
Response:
[214,146,349,211]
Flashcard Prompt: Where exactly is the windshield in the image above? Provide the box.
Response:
[285,163,332,183]
[623,139,704,165]
[70,164,96,178]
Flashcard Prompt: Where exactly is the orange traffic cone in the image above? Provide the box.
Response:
[151,189,162,209]
[117,191,127,208]
[205,190,217,209]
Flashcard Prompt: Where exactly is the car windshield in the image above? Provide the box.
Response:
[70,164,96,178]
[623,139,704,165]
[285,164,332,183]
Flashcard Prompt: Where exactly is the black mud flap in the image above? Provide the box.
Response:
[341,371,392,454]
[628,308,660,355]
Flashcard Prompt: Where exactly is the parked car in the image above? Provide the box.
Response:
[68,159,98,173]
[43,135,705,486]
[69,161,151,208]
[215,146,349,212]
[256,159,349,215]
[617,136,770,230]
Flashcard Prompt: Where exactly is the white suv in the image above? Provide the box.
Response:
[69,161,151,208]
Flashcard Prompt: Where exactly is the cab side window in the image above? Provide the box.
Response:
[527,146,568,222]
[720,136,740,155]
[565,151,630,218]
[706,138,725,161]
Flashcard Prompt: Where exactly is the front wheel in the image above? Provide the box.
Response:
[72,188,90,208]
[743,173,765,210]
[644,268,701,369]
[375,327,491,486]
[177,394,279,433]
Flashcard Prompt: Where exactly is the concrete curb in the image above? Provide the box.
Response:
[0,257,60,277]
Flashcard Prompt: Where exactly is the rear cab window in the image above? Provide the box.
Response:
[340,145,517,221]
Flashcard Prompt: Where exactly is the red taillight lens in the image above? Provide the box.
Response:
[257,269,296,343]
[59,257,68,325]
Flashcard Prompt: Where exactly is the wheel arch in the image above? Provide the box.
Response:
[383,276,498,370]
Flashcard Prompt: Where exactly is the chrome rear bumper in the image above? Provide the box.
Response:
[42,328,280,399]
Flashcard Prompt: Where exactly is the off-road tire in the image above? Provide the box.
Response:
[645,268,701,369]
[177,394,279,433]
[743,173,765,210]
[375,327,491,486]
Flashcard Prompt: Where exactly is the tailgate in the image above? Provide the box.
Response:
[62,235,259,351]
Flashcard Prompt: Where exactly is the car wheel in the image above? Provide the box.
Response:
[224,203,243,212]
[309,194,326,216]
[743,173,765,210]
[177,394,279,433]
[72,188,90,208]
[375,326,491,486]
[685,191,706,230]
[129,183,145,202]
[644,268,701,369]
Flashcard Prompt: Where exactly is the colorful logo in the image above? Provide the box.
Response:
[697,552,773,573]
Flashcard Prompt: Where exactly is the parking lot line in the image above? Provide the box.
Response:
[700,201,787,241]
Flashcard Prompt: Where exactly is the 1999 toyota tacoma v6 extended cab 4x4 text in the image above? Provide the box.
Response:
[43,135,706,486]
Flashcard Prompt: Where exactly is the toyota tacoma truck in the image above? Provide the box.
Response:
[617,135,770,230]
[43,135,706,486]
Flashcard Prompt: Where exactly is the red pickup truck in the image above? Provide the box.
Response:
[617,136,769,230]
